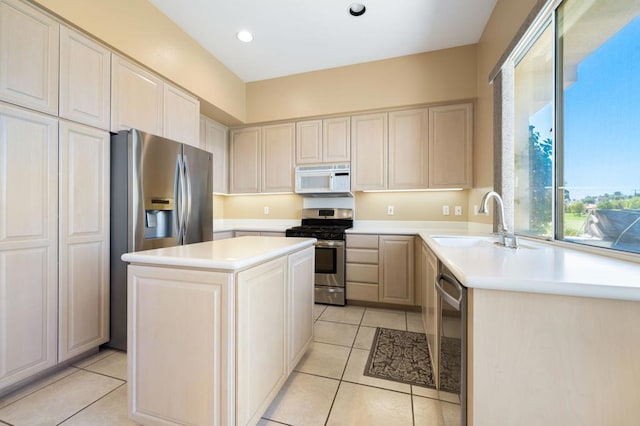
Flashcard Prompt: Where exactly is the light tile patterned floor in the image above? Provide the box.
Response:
[0,306,460,425]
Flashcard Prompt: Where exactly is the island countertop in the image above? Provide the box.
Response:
[121,236,316,271]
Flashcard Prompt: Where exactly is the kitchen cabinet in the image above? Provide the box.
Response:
[346,234,380,302]
[388,108,429,189]
[296,117,350,164]
[234,231,286,237]
[126,241,314,426]
[378,235,415,305]
[421,240,439,378]
[212,230,234,240]
[200,115,229,193]
[230,123,295,194]
[0,0,59,115]
[350,113,388,190]
[230,127,261,193]
[262,122,295,193]
[110,54,163,135]
[58,121,110,362]
[0,103,58,389]
[163,83,200,147]
[428,103,473,188]
[59,26,111,130]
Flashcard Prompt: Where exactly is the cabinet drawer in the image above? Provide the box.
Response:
[347,248,378,264]
[346,264,378,284]
[346,234,379,249]
[347,282,379,302]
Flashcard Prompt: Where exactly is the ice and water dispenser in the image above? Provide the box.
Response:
[144,197,175,239]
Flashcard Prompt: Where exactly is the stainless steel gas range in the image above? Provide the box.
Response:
[285,208,353,305]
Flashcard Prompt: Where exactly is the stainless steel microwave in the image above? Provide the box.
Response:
[295,164,351,196]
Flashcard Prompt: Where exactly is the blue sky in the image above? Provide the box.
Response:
[531,15,640,200]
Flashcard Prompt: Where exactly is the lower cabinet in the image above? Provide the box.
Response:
[346,233,416,306]
[127,247,314,426]
[421,241,439,378]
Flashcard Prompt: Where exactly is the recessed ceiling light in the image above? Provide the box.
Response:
[349,3,366,17]
[236,30,253,43]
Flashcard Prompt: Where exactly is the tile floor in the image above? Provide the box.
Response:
[0,306,460,426]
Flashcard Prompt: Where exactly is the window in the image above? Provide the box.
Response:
[508,0,640,255]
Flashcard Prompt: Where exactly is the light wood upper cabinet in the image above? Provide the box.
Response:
[230,127,261,193]
[0,0,59,115]
[163,83,200,147]
[59,26,111,130]
[428,103,473,188]
[323,116,350,163]
[388,108,429,189]
[262,122,295,193]
[351,112,388,190]
[201,116,229,193]
[378,235,414,305]
[231,123,294,194]
[0,104,58,389]
[111,55,163,135]
[58,121,110,362]
[295,120,322,164]
[296,117,350,164]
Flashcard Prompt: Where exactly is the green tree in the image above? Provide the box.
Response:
[529,125,553,233]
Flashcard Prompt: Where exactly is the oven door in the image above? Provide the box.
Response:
[314,240,345,305]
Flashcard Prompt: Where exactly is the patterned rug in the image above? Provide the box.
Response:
[363,327,435,388]
[363,327,461,393]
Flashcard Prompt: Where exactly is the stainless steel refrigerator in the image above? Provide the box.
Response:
[109,129,213,350]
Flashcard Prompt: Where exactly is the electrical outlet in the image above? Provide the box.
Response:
[442,205,450,216]
[473,205,479,215]
[454,205,462,216]
[263,206,269,215]
[387,205,394,215]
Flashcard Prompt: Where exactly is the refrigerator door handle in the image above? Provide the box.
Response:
[183,155,192,240]
[176,154,186,242]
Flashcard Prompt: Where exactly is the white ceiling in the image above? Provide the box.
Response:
[148,0,497,83]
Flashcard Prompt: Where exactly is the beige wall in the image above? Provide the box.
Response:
[223,195,304,220]
[469,0,539,225]
[354,192,469,222]
[245,45,478,124]
[33,0,246,126]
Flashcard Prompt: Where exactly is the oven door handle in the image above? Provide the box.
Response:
[314,240,345,248]
[435,273,462,310]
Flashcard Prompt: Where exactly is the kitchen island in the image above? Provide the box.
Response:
[121,236,316,426]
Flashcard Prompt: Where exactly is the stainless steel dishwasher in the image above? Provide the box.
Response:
[435,265,467,426]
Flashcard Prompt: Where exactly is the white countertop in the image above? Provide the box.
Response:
[420,232,640,302]
[121,236,316,271]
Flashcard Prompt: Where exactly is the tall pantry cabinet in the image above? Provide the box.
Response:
[0,0,110,390]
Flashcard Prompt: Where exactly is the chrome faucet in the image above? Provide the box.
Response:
[479,191,518,248]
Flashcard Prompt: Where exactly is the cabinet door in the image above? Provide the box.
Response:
[296,120,322,164]
[428,103,473,188]
[58,121,109,362]
[0,0,59,114]
[205,118,229,194]
[230,127,260,193]
[111,55,163,135]
[389,109,428,189]
[262,122,294,193]
[288,247,314,371]
[0,104,58,389]
[163,83,200,147]
[237,257,287,426]
[378,235,414,305]
[323,116,350,163]
[351,113,387,190]
[59,26,111,130]
[128,265,233,426]
[423,242,439,378]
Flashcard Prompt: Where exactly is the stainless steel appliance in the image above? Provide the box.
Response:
[295,164,351,196]
[435,265,467,426]
[109,129,213,350]
[285,208,353,305]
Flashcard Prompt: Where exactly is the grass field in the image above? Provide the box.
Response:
[563,212,588,236]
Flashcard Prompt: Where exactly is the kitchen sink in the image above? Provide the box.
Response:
[430,235,537,249]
